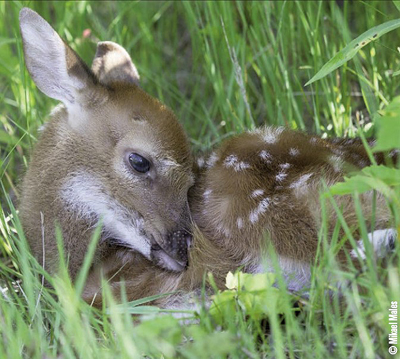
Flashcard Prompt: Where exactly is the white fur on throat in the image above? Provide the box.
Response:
[60,172,151,258]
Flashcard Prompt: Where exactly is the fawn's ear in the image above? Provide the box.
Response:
[91,41,140,86]
[19,8,96,108]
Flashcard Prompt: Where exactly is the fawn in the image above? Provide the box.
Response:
[19,8,396,308]
[83,130,397,308]
[19,8,194,281]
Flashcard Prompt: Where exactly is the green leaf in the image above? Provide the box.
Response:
[133,316,182,357]
[242,273,276,292]
[134,315,181,338]
[394,1,400,12]
[211,271,285,323]
[328,176,374,196]
[328,165,400,198]
[209,290,237,324]
[182,328,236,359]
[363,166,400,184]
[306,19,400,86]
[225,271,276,291]
[374,96,400,151]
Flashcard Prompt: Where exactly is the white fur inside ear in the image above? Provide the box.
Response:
[19,8,85,106]
[60,172,151,259]
[92,41,140,85]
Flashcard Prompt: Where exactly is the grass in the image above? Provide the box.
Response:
[0,1,400,358]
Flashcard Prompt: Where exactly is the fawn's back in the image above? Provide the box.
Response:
[190,127,395,291]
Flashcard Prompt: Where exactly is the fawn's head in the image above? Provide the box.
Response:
[19,8,193,271]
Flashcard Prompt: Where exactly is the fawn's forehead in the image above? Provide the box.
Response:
[105,85,192,167]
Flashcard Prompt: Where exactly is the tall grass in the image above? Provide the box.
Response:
[0,1,399,358]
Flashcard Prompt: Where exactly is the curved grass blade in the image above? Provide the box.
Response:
[305,19,400,86]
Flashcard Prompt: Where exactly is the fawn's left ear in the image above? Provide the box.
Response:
[91,41,140,86]
[19,7,96,107]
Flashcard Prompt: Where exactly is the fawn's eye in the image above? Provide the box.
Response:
[128,153,151,173]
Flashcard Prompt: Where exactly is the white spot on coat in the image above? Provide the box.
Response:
[206,152,219,168]
[216,223,231,237]
[259,150,272,163]
[331,148,344,156]
[279,163,291,170]
[328,155,343,173]
[203,189,212,199]
[249,197,271,223]
[289,173,313,189]
[224,154,238,167]
[251,189,264,198]
[276,172,288,182]
[249,210,259,224]
[289,148,299,156]
[261,126,284,144]
[237,217,244,229]
[197,157,205,168]
[259,197,270,212]
[224,154,251,171]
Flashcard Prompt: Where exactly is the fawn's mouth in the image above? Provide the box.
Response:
[150,230,192,272]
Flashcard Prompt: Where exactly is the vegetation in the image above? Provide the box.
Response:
[0,1,399,358]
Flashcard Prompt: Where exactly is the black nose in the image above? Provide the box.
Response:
[150,230,192,272]
[164,229,192,264]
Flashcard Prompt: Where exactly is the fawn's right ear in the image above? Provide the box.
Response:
[91,41,140,86]
[19,8,96,109]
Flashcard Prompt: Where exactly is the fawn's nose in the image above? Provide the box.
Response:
[150,229,192,272]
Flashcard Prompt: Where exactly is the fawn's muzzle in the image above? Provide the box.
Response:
[150,229,192,272]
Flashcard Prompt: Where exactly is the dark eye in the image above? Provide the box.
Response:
[128,153,151,173]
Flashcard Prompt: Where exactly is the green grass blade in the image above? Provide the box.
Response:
[306,18,400,86]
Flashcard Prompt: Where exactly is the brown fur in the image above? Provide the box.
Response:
[19,8,193,279]
[83,127,394,308]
